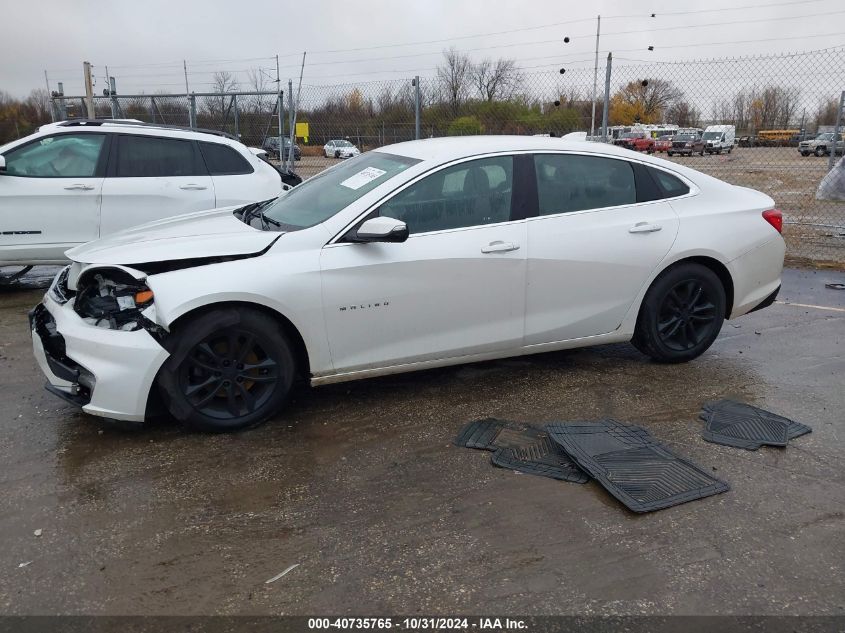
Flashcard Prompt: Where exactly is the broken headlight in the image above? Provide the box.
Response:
[48,265,74,305]
[73,269,156,331]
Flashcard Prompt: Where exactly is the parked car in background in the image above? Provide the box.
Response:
[668,133,705,157]
[798,132,845,157]
[262,136,301,161]
[703,125,735,154]
[738,135,758,148]
[653,135,673,153]
[324,139,360,159]
[613,131,648,150]
[31,136,784,431]
[0,120,286,271]
[629,135,656,153]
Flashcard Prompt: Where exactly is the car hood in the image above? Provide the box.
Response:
[65,206,281,266]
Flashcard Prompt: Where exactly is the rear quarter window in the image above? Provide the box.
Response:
[199,142,254,176]
[648,167,690,198]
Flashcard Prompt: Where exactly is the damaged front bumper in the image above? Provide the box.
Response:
[30,296,170,421]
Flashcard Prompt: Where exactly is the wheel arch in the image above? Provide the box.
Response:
[651,255,735,318]
[165,300,312,380]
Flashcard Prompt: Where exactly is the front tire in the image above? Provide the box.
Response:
[815,146,826,157]
[157,308,295,432]
[632,263,726,363]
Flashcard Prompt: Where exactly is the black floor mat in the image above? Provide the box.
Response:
[700,400,812,450]
[547,420,729,513]
[454,418,544,451]
[455,418,588,483]
[491,438,590,484]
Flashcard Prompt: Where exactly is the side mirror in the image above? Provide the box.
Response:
[354,216,409,243]
[0,155,6,172]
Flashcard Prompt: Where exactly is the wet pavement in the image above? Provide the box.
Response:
[0,266,843,615]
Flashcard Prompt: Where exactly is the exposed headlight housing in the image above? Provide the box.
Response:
[73,268,157,332]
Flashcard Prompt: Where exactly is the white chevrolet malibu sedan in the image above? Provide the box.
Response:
[30,136,785,431]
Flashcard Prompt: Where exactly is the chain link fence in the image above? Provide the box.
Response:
[47,47,845,263]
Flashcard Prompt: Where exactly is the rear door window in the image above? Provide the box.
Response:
[198,141,254,175]
[115,135,204,177]
[534,154,636,215]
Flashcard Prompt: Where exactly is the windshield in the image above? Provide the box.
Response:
[702,131,722,140]
[261,151,420,231]
[816,133,834,140]
[334,140,353,147]
[675,135,696,141]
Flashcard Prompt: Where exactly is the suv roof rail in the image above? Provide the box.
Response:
[55,119,239,141]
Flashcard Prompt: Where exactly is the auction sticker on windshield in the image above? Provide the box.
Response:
[340,167,387,190]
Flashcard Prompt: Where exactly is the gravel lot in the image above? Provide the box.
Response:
[1,267,844,615]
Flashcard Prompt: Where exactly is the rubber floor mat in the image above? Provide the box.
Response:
[454,418,544,451]
[546,420,729,513]
[491,438,590,484]
[700,400,812,449]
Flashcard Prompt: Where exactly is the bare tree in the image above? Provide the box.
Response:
[666,101,700,128]
[813,97,841,130]
[437,47,472,115]
[471,58,521,102]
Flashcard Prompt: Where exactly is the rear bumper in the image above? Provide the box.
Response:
[30,297,169,421]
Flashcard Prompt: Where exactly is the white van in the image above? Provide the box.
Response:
[703,125,736,154]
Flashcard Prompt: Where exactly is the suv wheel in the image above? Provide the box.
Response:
[157,308,295,432]
[815,146,826,157]
[632,263,726,363]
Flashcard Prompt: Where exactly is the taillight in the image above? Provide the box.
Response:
[762,209,783,233]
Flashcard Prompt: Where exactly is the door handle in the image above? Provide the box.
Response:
[63,184,95,191]
[179,184,208,190]
[481,241,520,253]
[629,222,662,234]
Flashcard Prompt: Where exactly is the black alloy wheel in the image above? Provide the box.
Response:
[180,329,278,420]
[655,279,718,352]
[158,308,295,432]
[632,263,726,363]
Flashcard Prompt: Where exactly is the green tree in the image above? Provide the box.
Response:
[448,115,483,135]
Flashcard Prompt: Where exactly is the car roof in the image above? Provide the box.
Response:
[380,135,658,163]
[36,120,247,149]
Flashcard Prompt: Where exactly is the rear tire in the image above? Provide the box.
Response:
[157,308,295,432]
[632,263,726,363]
[815,146,826,157]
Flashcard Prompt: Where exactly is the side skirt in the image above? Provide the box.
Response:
[310,330,632,387]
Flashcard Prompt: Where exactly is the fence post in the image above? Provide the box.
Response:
[109,77,118,120]
[190,94,197,129]
[149,96,156,123]
[233,94,240,140]
[413,76,421,140]
[828,90,845,170]
[601,53,612,142]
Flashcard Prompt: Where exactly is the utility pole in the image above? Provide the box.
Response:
[590,15,601,139]
[44,70,56,121]
[183,60,191,126]
[601,52,612,142]
[83,61,95,119]
[276,55,284,166]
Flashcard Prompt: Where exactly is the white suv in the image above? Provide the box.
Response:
[0,120,288,269]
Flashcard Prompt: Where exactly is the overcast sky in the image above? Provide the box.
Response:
[1,0,844,98]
